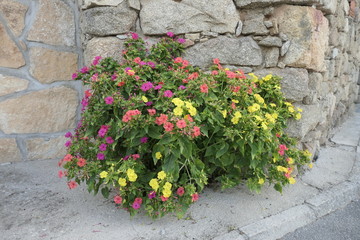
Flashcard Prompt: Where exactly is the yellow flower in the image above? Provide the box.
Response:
[284,102,292,106]
[258,178,265,185]
[287,158,295,164]
[308,163,313,169]
[127,168,137,182]
[254,94,264,104]
[304,150,312,157]
[172,98,184,106]
[254,115,263,121]
[248,103,260,113]
[142,96,148,103]
[269,103,276,107]
[231,117,240,124]
[263,74,272,81]
[185,101,193,108]
[163,182,172,190]
[265,113,275,123]
[288,106,295,113]
[220,110,227,118]
[155,152,162,160]
[157,171,166,180]
[297,108,303,112]
[162,188,172,198]
[149,178,159,191]
[234,111,242,118]
[232,99,239,103]
[288,177,296,184]
[273,157,277,163]
[173,107,183,116]
[277,166,288,172]
[118,177,127,187]
[100,171,108,179]
[248,73,259,81]
[272,113,278,119]
[261,122,268,130]
[295,113,302,120]
[188,106,197,116]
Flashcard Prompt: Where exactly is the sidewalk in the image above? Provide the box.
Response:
[1,105,360,240]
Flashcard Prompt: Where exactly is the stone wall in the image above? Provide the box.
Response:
[0,0,82,163]
[1,0,359,163]
[80,0,360,158]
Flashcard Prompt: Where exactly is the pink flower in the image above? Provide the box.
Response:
[176,187,185,196]
[97,153,105,160]
[276,133,281,138]
[192,126,201,137]
[213,58,220,64]
[176,119,187,129]
[155,114,168,125]
[68,181,77,189]
[134,197,143,204]
[226,70,236,79]
[131,32,139,40]
[134,57,141,63]
[132,154,140,160]
[132,201,141,210]
[154,85,162,90]
[147,109,156,116]
[98,125,109,137]
[80,66,89,73]
[140,137,148,143]
[105,97,114,104]
[58,170,64,178]
[278,150,285,156]
[174,57,183,63]
[63,154,73,162]
[99,143,107,151]
[91,73,98,82]
[106,137,114,144]
[122,114,132,122]
[141,82,154,92]
[92,56,102,65]
[148,191,156,199]
[279,144,288,151]
[161,196,168,202]
[164,122,174,132]
[177,38,185,44]
[77,158,86,167]
[114,195,122,204]
[191,193,199,202]
[163,90,173,98]
[211,70,218,75]
[200,84,208,93]
[167,32,174,37]
[72,73,78,80]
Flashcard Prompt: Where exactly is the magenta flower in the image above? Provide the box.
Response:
[131,32,139,40]
[140,137,148,143]
[140,82,154,92]
[99,143,107,151]
[72,73,78,80]
[178,85,186,90]
[97,153,105,160]
[125,67,132,71]
[65,140,72,147]
[148,191,156,199]
[154,85,162,90]
[104,96,114,104]
[147,62,156,68]
[106,137,114,144]
[167,32,174,37]
[132,202,141,210]
[132,154,140,160]
[163,90,173,98]
[177,38,186,44]
[92,56,102,66]
[80,66,89,73]
[98,125,109,138]
[123,155,130,161]
[65,132,73,138]
[139,61,146,66]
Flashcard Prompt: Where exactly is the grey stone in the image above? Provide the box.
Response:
[331,48,339,59]
[140,0,240,35]
[264,20,273,28]
[277,62,286,68]
[183,39,195,48]
[264,47,279,68]
[128,0,141,10]
[279,32,289,41]
[240,205,316,240]
[82,0,124,9]
[185,33,200,41]
[184,36,262,69]
[199,38,208,43]
[212,230,246,240]
[202,31,219,37]
[242,16,269,35]
[259,36,282,47]
[254,68,309,102]
[81,5,137,36]
[281,40,291,57]
[235,21,243,37]
[331,108,360,146]
[84,37,125,65]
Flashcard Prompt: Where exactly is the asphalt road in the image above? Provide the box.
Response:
[281,199,360,240]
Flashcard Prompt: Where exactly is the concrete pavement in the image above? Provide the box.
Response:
[1,105,360,240]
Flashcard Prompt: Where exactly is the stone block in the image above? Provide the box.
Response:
[128,0,141,10]
[81,4,137,36]
[254,68,309,102]
[140,0,240,35]
[0,74,28,97]
[0,22,25,68]
[0,86,78,134]
[0,138,22,163]
[0,0,27,37]
[84,37,125,65]
[264,47,279,68]
[29,47,78,83]
[26,136,67,161]
[242,15,269,36]
[258,36,282,47]
[184,36,262,69]
[272,5,329,72]
[82,0,124,9]
[27,0,75,47]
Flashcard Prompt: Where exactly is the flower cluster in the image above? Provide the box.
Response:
[60,33,311,218]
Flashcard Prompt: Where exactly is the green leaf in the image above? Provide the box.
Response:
[178,136,192,159]
[147,126,162,139]
[101,187,109,198]
[205,144,217,157]
[220,153,234,166]
[216,142,229,158]
[163,154,179,180]
[159,134,175,145]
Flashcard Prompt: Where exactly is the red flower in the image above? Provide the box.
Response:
[114,195,122,204]
[134,57,141,63]
[191,193,199,202]
[155,114,168,125]
[174,57,183,64]
[58,170,64,178]
[200,84,208,93]
[63,154,73,162]
[77,158,86,167]
[134,197,143,204]
[213,58,220,64]
[67,181,77,189]
[176,119,187,129]
[164,122,174,132]
[176,187,185,196]
[117,81,125,87]
[161,196,168,202]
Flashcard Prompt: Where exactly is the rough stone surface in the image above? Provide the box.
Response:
[0,86,78,134]
[0,22,25,68]
[0,0,28,37]
[84,37,124,65]
[254,68,309,102]
[281,40,291,56]
[0,74,29,97]
[235,0,327,8]
[185,36,262,69]
[26,136,67,161]
[272,5,329,72]
[27,0,75,47]
[242,15,269,35]
[82,0,124,9]
[0,138,21,163]
[264,47,279,68]
[128,0,141,10]
[140,0,240,35]
[259,36,282,47]
[29,47,78,83]
[81,4,137,36]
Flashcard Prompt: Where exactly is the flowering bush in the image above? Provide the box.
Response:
[59,33,311,218]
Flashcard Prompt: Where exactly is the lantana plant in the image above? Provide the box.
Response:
[59,32,312,218]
